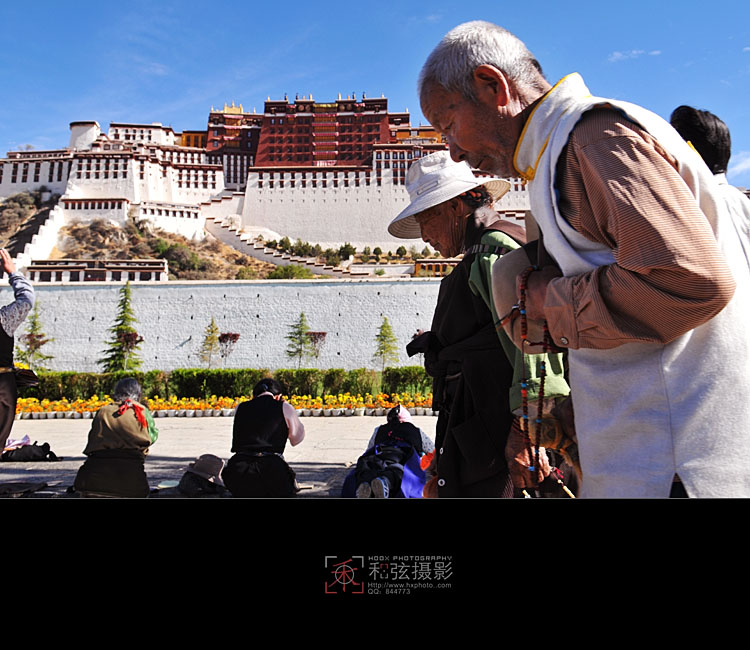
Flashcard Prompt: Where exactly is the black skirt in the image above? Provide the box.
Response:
[74,450,150,498]
[222,453,297,498]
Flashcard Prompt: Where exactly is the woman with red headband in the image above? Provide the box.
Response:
[73,377,158,498]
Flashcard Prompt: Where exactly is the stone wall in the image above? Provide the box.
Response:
[4,278,442,373]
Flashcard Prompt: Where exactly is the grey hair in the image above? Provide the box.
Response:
[419,21,546,105]
[113,377,142,403]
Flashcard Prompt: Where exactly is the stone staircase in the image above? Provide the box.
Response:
[13,204,67,273]
[203,215,371,278]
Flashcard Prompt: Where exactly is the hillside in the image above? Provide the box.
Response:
[0,190,59,256]
[54,218,277,280]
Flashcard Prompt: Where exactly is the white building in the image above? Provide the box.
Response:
[1,118,531,272]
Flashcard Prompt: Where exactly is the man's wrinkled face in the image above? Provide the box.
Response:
[422,82,518,178]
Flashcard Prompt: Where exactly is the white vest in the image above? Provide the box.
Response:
[514,73,750,497]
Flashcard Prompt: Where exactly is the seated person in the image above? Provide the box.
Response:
[73,378,158,498]
[221,379,305,498]
[346,405,434,499]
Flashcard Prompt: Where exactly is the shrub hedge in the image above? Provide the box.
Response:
[21,366,431,400]
[382,366,432,395]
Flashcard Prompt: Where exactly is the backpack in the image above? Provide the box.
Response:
[1,442,60,462]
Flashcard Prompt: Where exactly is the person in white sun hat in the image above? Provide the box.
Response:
[391,151,572,498]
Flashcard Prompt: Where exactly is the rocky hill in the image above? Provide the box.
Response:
[53,218,276,280]
[1,190,58,256]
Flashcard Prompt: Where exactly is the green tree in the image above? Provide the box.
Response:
[199,317,220,368]
[99,282,144,372]
[236,266,259,279]
[15,301,54,371]
[396,245,407,258]
[338,242,356,259]
[373,316,399,371]
[291,238,313,257]
[322,248,341,266]
[267,264,315,279]
[286,312,316,368]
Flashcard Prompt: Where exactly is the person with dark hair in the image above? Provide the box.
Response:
[669,105,731,175]
[417,21,750,497]
[671,105,750,263]
[389,151,571,498]
[347,405,434,499]
[73,378,158,497]
[0,249,34,452]
[221,378,305,498]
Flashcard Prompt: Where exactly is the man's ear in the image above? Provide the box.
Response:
[472,64,512,109]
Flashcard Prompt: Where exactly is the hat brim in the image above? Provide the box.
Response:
[388,178,512,239]
[186,466,225,485]
[491,247,547,354]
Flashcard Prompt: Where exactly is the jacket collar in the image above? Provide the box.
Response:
[513,73,592,182]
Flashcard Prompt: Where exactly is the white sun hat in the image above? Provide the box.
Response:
[387,150,511,239]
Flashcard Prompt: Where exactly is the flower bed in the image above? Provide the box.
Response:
[16,392,435,417]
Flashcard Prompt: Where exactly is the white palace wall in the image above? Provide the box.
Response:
[4,279,441,373]
[242,168,423,251]
[241,167,531,251]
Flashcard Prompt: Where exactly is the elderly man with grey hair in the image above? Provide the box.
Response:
[418,21,750,498]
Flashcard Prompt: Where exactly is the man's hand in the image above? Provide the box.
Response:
[515,265,561,322]
[0,249,16,275]
[505,419,551,488]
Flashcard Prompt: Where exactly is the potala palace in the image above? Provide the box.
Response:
[1,94,530,276]
[0,95,531,371]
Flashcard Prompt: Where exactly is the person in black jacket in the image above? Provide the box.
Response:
[221,378,305,498]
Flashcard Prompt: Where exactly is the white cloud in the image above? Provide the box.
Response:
[728,151,750,185]
[743,46,750,52]
[408,13,443,25]
[139,61,169,76]
[608,49,661,63]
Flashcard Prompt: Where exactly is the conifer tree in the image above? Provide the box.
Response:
[15,301,54,371]
[373,316,399,372]
[199,317,221,368]
[99,281,144,372]
[286,312,315,369]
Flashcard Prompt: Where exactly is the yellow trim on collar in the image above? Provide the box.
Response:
[512,73,591,181]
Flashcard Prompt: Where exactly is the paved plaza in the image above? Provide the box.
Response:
[0,413,438,498]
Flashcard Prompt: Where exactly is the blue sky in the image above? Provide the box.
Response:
[2,0,749,186]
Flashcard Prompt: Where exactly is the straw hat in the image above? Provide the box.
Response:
[388,151,511,239]
[491,248,547,354]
